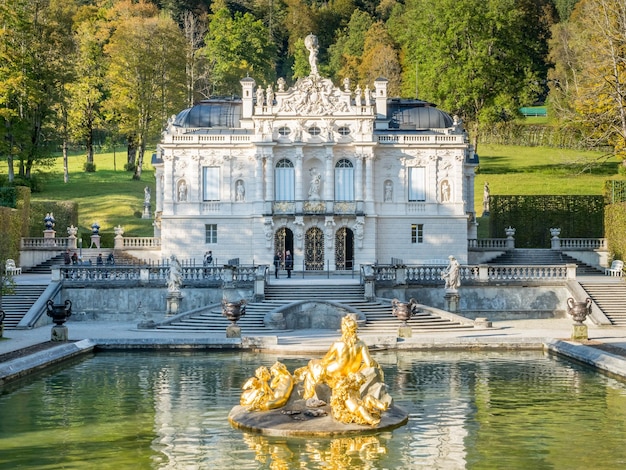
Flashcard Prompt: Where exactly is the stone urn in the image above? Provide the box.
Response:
[567,298,592,325]
[222,299,246,326]
[46,299,72,326]
[391,298,418,326]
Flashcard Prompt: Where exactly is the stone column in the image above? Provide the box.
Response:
[324,147,334,202]
[265,154,274,201]
[355,153,364,202]
[294,149,303,202]
[255,153,264,201]
[364,153,374,203]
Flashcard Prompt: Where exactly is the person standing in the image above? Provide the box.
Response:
[273,253,281,279]
[285,251,293,278]
[64,249,71,265]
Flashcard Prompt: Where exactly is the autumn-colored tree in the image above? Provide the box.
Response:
[327,9,373,83]
[548,0,626,165]
[358,21,401,95]
[104,14,187,180]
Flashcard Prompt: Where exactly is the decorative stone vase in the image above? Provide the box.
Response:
[567,298,592,325]
[222,299,246,325]
[391,298,418,326]
[46,299,72,326]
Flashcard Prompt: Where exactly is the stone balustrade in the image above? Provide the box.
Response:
[556,238,607,250]
[21,237,70,249]
[369,263,576,285]
[122,237,162,249]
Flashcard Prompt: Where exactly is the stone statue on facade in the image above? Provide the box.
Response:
[308,168,322,200]
[236,180,245,202]
[178,180,187,202]
[266,85,274,106]
[384,181,393,202]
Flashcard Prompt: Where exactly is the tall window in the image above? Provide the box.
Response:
[275,159,295,201]
[411,224,423,243]
[408,167,426,201]
[205,224,217,244]
[334,159,354,201]
[203,167,220,201]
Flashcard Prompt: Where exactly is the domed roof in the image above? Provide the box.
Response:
[387,99,454,130]
[174,99,242,129]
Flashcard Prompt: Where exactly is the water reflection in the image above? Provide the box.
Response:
[2,350,626,469]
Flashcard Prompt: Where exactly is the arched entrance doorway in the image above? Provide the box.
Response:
[335,227,354,270]
[274,227,293,269]
[305,227,324,271]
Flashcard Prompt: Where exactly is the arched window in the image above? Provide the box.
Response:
[334,159,354,201]
[278,126,291,136]
[338,126,351,136]
[308,126,321,136]
[275,159,295,201]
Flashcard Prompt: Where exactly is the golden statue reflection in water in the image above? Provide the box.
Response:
[243,432,387,470]
[239,314,393,426]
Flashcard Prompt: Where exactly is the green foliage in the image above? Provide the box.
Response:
[490,195,604,248]
[604,180,626,204]
[605,202,626,261]
[83,162,97,173]
[203,7,277,95]
[0,187,17,208]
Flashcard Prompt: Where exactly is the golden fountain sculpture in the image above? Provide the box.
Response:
[230,314,407,435]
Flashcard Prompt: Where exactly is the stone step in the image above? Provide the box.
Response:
[1,285,48,328]
[579,281,626,325]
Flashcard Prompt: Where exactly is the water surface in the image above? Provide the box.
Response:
[1,350,626,469]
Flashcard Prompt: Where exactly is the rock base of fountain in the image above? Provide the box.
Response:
[229,401,408,437]
[166,292,182,316]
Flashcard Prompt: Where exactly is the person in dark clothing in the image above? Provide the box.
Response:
[273,253,281,279]
[64,249,71,265]
[71,252,78,264]
[96,253,103,265]
[285,250,293,278]
[106,253,115,265]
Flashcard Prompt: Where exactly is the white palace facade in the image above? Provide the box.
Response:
[154,35,478,271]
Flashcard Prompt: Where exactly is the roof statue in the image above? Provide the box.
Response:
[304,34,319,77]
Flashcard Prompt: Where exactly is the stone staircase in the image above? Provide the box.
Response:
[0,285,48,328]
[23,254,65,274]
[156,283,475,334]
[488,249,603,275]
[579,280,626,326]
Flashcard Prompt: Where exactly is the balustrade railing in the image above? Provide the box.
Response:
[468,238,508,249]
[369,263,574,284]
[557,238,607,250]
[122,237,161,249]
[56,264,259,284]
[21,237,70,249]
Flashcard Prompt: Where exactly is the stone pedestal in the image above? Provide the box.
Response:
[444,290,460,313]
[226,325,242,338]
[90,234,101,249]
[142,203,151,219]
[43,229,56,246]
[51,325,68,341]
[398,326,412,338]
[166,292,183,316]
[571,324,588,341]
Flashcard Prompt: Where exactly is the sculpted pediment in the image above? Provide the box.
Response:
[276,75,352,116]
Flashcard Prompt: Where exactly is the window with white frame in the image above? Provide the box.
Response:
[203,167,220,201]
[411,223,423,243]
[408,167,426,202]
[205,224,217,243]
[275,159,295,201]
[334,159,354,201]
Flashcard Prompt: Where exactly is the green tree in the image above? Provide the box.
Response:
[548,0,626,166]
[67,6,108,174]
[327,9,373,83]
[104,13,187,180]
[203,7,277,95]
[388,0,555,151]
[0,0,76,182]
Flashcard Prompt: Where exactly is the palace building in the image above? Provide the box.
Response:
[154,35,477,270]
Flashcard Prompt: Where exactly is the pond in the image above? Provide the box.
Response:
[1,350,626,469]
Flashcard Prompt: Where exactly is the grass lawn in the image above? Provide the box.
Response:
[29,150,156,237]
[473,144,625,214]
[3,143,625,238]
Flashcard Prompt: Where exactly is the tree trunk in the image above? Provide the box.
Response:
[86,128,94,167]
[63,139,69,183]
[7,154,14,183]
[133,139,145,180]
[126,135,137,171]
